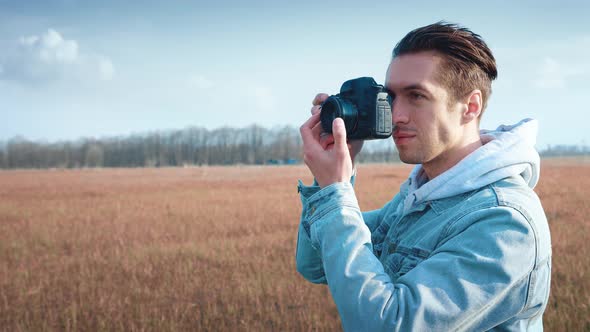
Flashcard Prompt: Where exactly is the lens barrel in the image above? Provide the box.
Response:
[320,96,358,134]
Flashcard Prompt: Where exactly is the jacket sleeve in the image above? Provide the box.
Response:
[295,173,386,284]
[304,182,537,331]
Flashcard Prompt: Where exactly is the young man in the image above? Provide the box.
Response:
[296,22,551,331]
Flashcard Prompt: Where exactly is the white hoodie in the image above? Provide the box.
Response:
[402,118,540,214]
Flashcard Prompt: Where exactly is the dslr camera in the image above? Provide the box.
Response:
[320,77,392,140]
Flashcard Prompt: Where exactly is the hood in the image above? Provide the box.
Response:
[401,118,540,214]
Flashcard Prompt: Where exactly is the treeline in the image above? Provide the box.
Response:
[540,144,590,157]
[0,125,399,169]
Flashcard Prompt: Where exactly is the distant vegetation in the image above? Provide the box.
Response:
[0,125,300,169]
[0,125,397,169]
[0,125,586,169]
[539,144,590,158]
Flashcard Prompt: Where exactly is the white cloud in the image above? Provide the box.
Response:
[97,57,115,81]
[187,74,214,89]
[533,56,590,89]
[250,86,276,112]
[522,35,590,90]
[495,35,590,91]
[0,29,115,84]
[534,57,566,89]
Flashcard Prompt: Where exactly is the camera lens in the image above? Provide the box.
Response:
[320,96,358,135]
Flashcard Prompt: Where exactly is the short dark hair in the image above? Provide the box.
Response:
[392,21,497,113]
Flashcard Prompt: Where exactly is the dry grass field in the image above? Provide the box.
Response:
[0,160,589,331]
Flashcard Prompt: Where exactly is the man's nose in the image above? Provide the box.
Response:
[391,101,409,125]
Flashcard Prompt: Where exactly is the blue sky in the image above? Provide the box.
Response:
[0,0,588,149]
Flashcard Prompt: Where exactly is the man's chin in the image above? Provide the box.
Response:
[397,152,421,165]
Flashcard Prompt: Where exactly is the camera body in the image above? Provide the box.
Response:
[320,77,392,140]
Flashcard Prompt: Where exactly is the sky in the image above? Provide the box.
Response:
[0,0,589,149]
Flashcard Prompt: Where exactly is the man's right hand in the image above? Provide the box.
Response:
[310,93,364,164]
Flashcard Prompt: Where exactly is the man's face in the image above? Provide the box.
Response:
[385,51,465,166]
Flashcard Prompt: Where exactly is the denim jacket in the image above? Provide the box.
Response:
[296,119,552,331]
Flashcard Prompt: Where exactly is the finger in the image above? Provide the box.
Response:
[332,118,349,156]
[310,104,322,115]
[311,120,323,139]
[320,133,335,150]
[312,93,329,106]
[299,113,321,146]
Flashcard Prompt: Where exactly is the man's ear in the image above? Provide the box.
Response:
[462,90,482,124]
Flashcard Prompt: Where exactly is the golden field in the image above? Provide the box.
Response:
[0,160,589,331]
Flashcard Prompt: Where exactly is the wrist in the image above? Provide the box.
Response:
[317,172,353,188]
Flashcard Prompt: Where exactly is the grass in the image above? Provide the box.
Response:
[0,161,588,331]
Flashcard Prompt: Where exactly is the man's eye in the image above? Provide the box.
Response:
[410,92,425,100]
[387,94,395,104]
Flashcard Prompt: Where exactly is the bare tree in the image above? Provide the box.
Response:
[0,124,418,169]
[85,144,104,167]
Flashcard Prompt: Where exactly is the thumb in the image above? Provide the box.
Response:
[332,118,349,155]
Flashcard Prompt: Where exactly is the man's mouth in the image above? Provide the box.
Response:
[393,129,416,144]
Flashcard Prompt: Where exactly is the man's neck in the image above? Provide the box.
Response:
[422,137,483,180]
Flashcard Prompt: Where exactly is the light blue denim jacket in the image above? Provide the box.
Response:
[296,119,552,331]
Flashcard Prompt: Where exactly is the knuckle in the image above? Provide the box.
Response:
[313,93,328,105]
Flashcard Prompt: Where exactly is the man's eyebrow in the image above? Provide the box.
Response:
[402,83,430,92]
[385,83,431,95]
